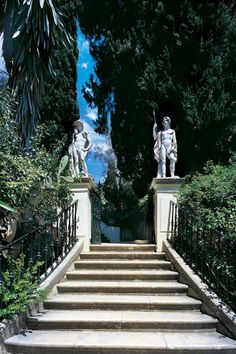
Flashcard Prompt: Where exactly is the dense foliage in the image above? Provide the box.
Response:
[0,0,78,218]
[179,158,236,237]
[176,160,236,309]
[0,0,70,146]
[40,0,80,150]
[77,0,236,196]
[0,1,77,320]
[0,89,71,232]
[0,255,46,320]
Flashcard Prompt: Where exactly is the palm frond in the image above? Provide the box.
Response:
[1,0,71,146]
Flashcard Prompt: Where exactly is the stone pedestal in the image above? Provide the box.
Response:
[150,178,185,251]
[70,177,95,252]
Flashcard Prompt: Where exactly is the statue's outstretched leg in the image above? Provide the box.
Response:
[160,147,166,178]
[161,162,166,178]
[170,160,176,177]
[73,148,81,178]
[81,160,88,176]
[79,150,88,177]
[157,163,162,178]
[169,151,177,177]
[68,145,76,177]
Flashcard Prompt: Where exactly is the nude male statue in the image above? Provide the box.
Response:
[68,120,92,178]
[153,116,177,178]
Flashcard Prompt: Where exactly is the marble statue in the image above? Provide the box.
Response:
[68,120,92,178]
[153,116,177,178]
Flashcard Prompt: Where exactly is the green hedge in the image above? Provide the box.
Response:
[178,158,236,238]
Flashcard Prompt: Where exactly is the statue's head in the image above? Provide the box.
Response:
[162,116,171,128]
[73,120,84,133]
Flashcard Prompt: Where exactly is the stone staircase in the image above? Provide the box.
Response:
[5,243,236,353]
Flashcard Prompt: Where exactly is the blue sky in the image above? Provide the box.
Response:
[76,26,111,182]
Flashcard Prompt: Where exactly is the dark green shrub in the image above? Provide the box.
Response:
[0,89,71,233]
[179,158,236,237]
[0,254,47,320]
[177,159,236,309]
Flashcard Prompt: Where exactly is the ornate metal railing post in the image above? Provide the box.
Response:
[91,191,101,244]
[72,201,77,244]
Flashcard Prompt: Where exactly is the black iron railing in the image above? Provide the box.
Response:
[167,201,236,311]
[0,200,78,307]
[91,191,101,244]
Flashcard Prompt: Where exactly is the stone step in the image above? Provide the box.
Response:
[80,252,165,260]
[44,294,202,311]
[27,309,218,331]
[5,330,236,354]
[90,243,156,252]
[74,259,172,270]
[66,269,178,281]
[57,280,188,294]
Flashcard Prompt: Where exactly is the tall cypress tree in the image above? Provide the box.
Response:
[40,0,80,151]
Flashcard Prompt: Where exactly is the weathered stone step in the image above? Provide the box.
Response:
[80,252,165,260]
[27,309,218,331]
[44,294,201,311]
[74,259,172,270]
[57,280,188,294]
[5,330,236,354]
[90,243,156,252]
[66,269,178,281]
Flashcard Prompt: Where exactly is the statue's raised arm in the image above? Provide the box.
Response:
[83,131,92,152]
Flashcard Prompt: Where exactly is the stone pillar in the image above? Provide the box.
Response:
[69,177,95,252]
[150,178,185,251]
